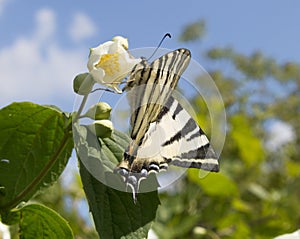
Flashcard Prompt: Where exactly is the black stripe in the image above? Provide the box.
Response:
[123,151,136,164]
[186,128,206,142]
[166,95,175,108]
[160,50,188,100]
[124,64,139,89]
[168,51,182,89]
[125,59,148,89]
[160,51,177,92]
[156,96,174,122]
[153,49,189,116]
[137,59,150,85]
[172,101,183,119]
[162,118,197,146]
[130,64,151,139]
[128,49,191,143]
[132,56,164,140]
[149,51,175,121]
[171,159,219,172]
[162,157,172,163]
[179,143,217,159]
[169,49,189,89]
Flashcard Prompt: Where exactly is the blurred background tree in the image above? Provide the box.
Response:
[153,20,300,239]
[13,20,299,239]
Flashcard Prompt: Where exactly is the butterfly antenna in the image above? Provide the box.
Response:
[147,33,172,61]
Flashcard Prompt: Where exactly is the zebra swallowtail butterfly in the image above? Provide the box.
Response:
[114,48,219,202]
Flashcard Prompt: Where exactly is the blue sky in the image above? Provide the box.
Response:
[1,0,300,111]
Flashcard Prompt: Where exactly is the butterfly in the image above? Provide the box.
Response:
[114,48,219,202]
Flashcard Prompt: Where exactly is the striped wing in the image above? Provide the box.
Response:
[125,48,191,146]
[115,48,219,201]
[137,96,219,171]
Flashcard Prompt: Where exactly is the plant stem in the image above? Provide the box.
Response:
[73,94,89,123]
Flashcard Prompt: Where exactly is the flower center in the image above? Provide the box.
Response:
[95,53,120,76]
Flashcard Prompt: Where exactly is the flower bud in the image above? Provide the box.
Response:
[87,120,113,138]
[73,73,95,95]
[84,102,112,120]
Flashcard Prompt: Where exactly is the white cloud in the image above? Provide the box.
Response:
[0,8,87,110]
[68,12,97,42]
[266,120,295,150]
[33,8,56,43]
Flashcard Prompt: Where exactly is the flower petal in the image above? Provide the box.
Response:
[90,68,105,84]
[87,36,141,92]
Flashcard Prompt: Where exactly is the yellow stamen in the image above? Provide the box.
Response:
[95,53,120,76]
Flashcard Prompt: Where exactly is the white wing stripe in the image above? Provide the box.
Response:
[152,97,219,170]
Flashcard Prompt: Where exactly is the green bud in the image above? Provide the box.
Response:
[73,73,95,95]
[87,120,113,138]
[84,102,112,120]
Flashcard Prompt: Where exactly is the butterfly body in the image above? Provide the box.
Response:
[114,48,219,201]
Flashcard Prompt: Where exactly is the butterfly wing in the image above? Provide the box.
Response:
[137,96,219,172]
[115,48,219,202]
[125,48,191,146]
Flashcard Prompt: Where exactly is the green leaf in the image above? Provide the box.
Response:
[73,123,119,183]
[75,126,160,239]
[179,20,206,42]
[188,169,239,197]
[80,163,160,239]
[19,204,73,239]
[217,213,250,238]
[0,102,74,210]
[231,198,252,213]
[286,161,300,178]
[230,114,265,167]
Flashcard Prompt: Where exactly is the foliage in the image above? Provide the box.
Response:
[17,204,73,239]
[0,103,74,209]
[152,21,300,238]
[75,124,159,238]
[179,20,206,42]
[0,102,159,238]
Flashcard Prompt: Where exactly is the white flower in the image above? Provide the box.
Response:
[87,36,140,93]
[112,36,129,50]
